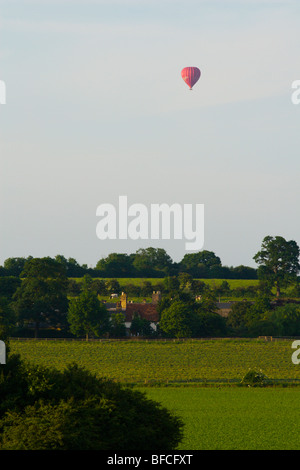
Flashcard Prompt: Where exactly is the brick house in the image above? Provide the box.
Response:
[104,291,161,334]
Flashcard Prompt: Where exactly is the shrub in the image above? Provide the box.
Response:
[240,369,273,387]
[0,355,183,450]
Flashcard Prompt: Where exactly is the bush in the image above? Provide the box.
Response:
[240,369,273,387]
[0,355,183,450]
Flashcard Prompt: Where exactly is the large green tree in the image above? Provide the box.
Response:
[263,303,300,336]
[67,290,109,340]
[3,257,32,277]
[227,297,273,336]
[133,247,173,276]
[96,253,134,277]
[227,301,257,335]
[130,313,154,337]
[253,236,300,298]
[0,356,183,450]
[12,258,68,337]
[109,311,127,337]
[55,255,87,277]
[180,250,222,278]
[0,277,21,301]
[159,301,195,338]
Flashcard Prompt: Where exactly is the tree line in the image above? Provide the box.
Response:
[0,235,299,340]
[0,248,258,279]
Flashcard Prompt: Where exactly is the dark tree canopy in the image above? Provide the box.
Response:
[96,253,135,277]
[0,355,183,450]
[253,236,300,298]
[67,289,109,340]
[12,258,69,337]
[132,247,173,276]
[180,250,222,278]
[159,301,194,338]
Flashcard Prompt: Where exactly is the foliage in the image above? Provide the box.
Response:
[263,303,300,336]
[0,277,21,301]
[55,255,89,277]
[130,313,154,337]
[227,297,274,336]
[0,297,16,341]
[96,253,135,278]
[227,301,253,335]
[67,289,110,340]
[193,311,227,337]
[240,369,272,387]
[109,311,127,337]
[0,250,261,280]
[133,248,173,277]
[253,235,300,298]
[159,301,195,338]
[12,258,69,337]
[180,250,222,278]
[3,257,32,277]
[105,279,121,294]
[0,355,183,450]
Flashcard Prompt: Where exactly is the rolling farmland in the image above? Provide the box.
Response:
[9,337,300,450]
[10,337,300,385]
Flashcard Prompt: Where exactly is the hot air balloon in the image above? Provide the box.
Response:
[181,67,201,90]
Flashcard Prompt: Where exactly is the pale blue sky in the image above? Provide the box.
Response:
[0,0,299,268]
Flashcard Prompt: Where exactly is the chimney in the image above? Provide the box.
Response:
[152,291,161,304]
[120,292,127,311]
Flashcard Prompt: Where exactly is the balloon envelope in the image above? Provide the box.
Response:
[181,67,201,89]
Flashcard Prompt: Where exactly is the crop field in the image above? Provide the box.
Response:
[143,387,300,450]
[9,338,300,450]
[10,338,300,385]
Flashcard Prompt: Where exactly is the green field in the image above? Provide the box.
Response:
[10,338,300,385]
[74,277,260,289]
[9,338,300,450]
[143,387,300,450]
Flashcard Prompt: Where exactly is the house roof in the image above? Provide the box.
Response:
[123,303,159,323]
[216,303,233,309]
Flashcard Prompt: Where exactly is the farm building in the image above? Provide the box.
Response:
[104,290,235,335]
[104,291,161,333]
